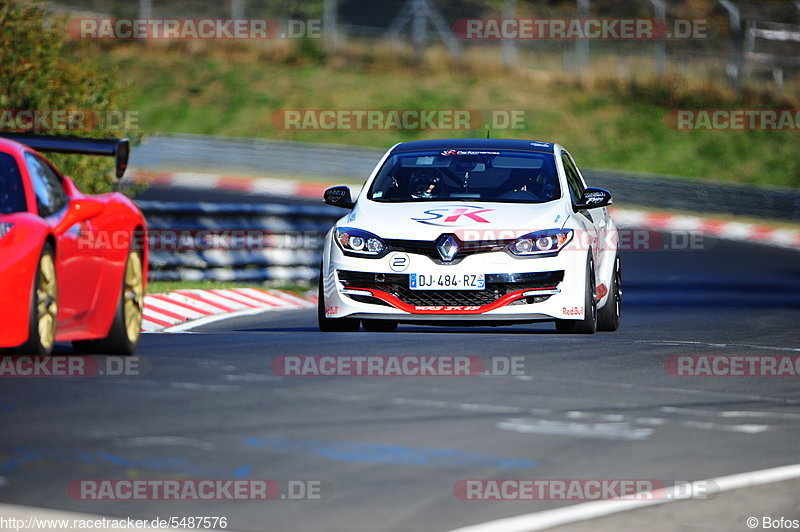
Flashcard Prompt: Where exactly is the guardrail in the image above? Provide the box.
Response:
[138,200,342,282]
[132,134,800,221]
[585,170,800,221]
[139,196,800,283]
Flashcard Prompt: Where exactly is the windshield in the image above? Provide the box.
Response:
[368,150,561,203]
[0,152,27,214]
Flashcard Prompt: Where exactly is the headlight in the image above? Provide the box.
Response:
[0,222,13,240]
[509,229,573,256]
[336,227,387,256]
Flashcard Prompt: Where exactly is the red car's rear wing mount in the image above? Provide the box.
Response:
[0,133,130,178]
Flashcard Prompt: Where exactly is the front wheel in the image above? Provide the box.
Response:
[317,272,360,332]
[20,243,58,356]
[597,254,622,332]
[555,256,597,334]
[73,250,144,356]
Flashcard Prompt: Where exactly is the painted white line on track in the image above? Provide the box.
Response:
[168,382,241,392]
[141,321,164,333]
[662,406,800,421]
[497,418,655,441]
[391,397,525,414]
[160,305,291,333]
[114,436,215,451]
[638,340,800,352]
[448,463,800,532]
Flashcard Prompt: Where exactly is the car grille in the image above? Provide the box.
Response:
[338,270,564,308]
[383,237,512,263]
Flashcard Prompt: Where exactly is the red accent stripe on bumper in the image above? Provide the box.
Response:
[346,287,557,314]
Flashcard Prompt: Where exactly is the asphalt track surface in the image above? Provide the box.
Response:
[2,234,800,531]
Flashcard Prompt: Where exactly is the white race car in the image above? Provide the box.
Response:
[318,139,621,333]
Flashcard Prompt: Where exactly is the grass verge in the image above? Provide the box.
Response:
[92,41,800,188]
[146,280,313,296]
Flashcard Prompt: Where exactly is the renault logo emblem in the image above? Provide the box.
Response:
[436,235,459,262]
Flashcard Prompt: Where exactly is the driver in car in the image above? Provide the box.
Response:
[506,170,558,201]
[409,169,442,199]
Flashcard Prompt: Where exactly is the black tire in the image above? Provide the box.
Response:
[362,319,398,332]
[597,254,622,332]
[20,243,58,356]
[317,271,360,332]
[73,250,144,356]
[555,255,597,334]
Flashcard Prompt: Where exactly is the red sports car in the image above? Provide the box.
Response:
[0,134,147,356]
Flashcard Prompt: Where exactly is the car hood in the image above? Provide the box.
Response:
[342,200,571,241]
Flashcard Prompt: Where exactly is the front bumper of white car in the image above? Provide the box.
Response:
[322,234,592,322]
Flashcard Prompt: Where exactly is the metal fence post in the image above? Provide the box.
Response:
[649,0,666,78]
[324,0,339,51]
[139,0,152,19]
[387,0,461,60]
[743,20,755,78]
[231,0,245,19]
[502,0,517,68]
[718,0,742,92]
[576,0,590,79]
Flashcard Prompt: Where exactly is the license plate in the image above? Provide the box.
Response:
[409,273,485,290]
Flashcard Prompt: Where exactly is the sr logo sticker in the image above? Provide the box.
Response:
[389,252,410,272]
[412,206,494,226]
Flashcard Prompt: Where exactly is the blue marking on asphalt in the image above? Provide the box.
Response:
[243,438,535,469]
[0,448,39,473]
[2,405,14,412]
[0,456,28,474]
[231,464,253,478]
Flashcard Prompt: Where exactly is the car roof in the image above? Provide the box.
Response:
[389,138,556,154]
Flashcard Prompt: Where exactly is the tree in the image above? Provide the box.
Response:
[0,0,137,193]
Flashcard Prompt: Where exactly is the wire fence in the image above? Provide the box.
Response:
[49,0,800,91]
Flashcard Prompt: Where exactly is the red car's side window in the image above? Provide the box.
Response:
[0,152,27,214]
[24,153,69,218]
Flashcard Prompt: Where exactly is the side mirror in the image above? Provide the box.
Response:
[574,187,612,210]
[323,186,355,209]
[55,198,105,234]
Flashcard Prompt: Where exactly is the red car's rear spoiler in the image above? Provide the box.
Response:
[0,133,130,179]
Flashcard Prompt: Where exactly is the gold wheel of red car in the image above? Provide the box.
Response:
[36,251,58,351]
[123,251,144,343]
